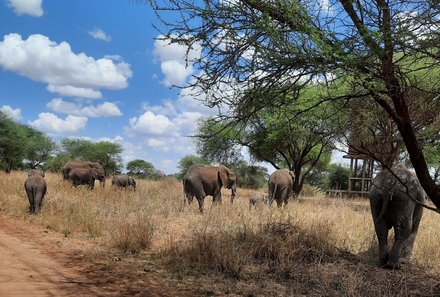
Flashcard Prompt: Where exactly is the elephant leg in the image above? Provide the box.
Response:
[196,195,205,213]
[184,193,193,205]
[387,222,411,270]
[276,198,282,208]
[374,219,389,267]
[401,207,423,263]
[34,191,43,213]
[27,190,35,213]
[213,191,222,205]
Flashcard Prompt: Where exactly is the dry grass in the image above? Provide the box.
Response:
[1,171,440,296]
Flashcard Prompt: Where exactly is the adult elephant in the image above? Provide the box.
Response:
[63,160,105,187]
[112,175,136,190]
[68,167,106,189]
[369,165,425,270]
[24,169,47,214]
[268,169,295,207]
[183,165,237,213]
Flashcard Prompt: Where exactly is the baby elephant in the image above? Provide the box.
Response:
[112,175,136,190]
[249,192,268,209]
[24,169,47,214]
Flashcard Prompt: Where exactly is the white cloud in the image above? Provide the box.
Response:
[7,0,43,17]
[46,85,102,99]
[88,28,112,42]
[29,112,87,134]
[128,111,175,136]
[160,60,194,87]
[153,35,202,87]
[0,105,22,120]
[0,33,132,98]
[47,98,122,117]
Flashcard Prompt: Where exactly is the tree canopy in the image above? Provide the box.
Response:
[148,0,440,209]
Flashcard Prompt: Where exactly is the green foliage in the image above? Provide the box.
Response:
[0,111,27,172]
[56,138,123,175]
[325,164,350,191]
[196,118,244,165]
[22,126,56,169]
[230,161,268,189]
[176,155,211,180]
[126,159,165,180]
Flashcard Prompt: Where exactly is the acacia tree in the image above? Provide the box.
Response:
[148,0,440,209]
[197,97,336,195]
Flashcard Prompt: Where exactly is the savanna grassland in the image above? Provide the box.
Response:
[1,171,440,296]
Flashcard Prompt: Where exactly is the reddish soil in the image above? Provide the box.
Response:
[0,215,196,297]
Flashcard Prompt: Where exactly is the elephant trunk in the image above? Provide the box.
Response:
[230,184,237,203]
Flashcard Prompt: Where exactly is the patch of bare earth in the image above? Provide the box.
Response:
[0,215,197,296]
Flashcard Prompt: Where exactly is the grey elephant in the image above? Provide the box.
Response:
[112,175,136,190]
[268,169,295,207]
[183,165,237,213]
[68,167,106,189]
[63,160,105,187]
[24,169,47,214]
[249,192,268,209]
[369,165,425,269]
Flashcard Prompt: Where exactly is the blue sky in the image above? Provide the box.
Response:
[0,0,223,174]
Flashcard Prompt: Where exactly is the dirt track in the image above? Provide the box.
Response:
[0,216,195,297]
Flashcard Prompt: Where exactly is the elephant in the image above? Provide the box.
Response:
[24,169,47,214]
[183,165,237,213]
[111,175,136,190]
[268,169,295,207]
[369,165,425,269]
[68,167,106,189]
[249,192,268,209]
[63,160,105,187]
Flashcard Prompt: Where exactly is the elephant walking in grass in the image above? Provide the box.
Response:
[369,165,425,269]
[63,160,106,187]
[268,169,295,207]
[183,165,237,213]
[112,175,136,190]
[24,169,47,214]
[68,167,106,189]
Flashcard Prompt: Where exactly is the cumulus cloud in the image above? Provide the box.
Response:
[47,98,122,117]
[0,33,132,99]
[7,0,43,17]
[46,85,102,99]
[128,111,176,136]
[29,112,87,134]
[88,28,112,42]
[153,35,201,87]
[0,105,22,120]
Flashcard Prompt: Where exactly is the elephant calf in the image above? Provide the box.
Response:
[111,175,136,190]
[24,169,47,214]
[369,165,425,269]
[249,192,268,209]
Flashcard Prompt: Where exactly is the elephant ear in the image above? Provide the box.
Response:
[288,171,295,181]
[218,166,229,188]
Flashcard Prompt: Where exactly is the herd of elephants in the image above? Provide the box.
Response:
[22,161,425,270]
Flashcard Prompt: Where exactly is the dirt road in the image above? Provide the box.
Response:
[0,216,195,297]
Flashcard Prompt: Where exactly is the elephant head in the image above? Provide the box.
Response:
[91,168,106,184]
[218,165,237,202]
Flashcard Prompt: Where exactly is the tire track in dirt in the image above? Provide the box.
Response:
[0,218,96,296]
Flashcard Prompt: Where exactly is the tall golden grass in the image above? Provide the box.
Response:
[2,171,440,296]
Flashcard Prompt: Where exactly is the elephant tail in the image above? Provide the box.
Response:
[375,192,392,225]
[269,183,278,204]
